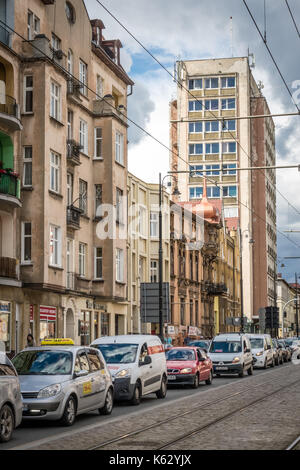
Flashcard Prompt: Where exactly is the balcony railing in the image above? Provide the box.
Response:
[0,170,20,199]
[67,205,81,229]
[66,140,82,165]
[0,95,22,131]
[0,257,17,279]
[201,282,227,295]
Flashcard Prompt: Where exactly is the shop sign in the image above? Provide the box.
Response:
[188,326,198,336]
[0,302,11,312]
[94,302,107,311]
[167,325,175,335]
[30,305,57,321]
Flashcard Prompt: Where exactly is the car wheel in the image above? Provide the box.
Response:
[275,357,279,366]
[130,383,141,406]
[0,405,14,443]
[205,370,213,385]
[99,388,113,415]
[60,395,76,426]
[247,365,253,376]
[216,373,221,377]
[238,368,244,378]
[192,373,199,389]
[263,359,268,369]
[270,358,275,368]
[156,375,167,399]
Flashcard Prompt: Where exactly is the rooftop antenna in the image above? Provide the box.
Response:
[230,16,233,57]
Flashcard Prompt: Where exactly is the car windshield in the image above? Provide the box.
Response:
[93,344,138,364]
[285,339,293,345]
[12,350,73,375]
[249,338,264,349]
[210,341,242,353]
[166,349,196,361]
[188,341,209,349]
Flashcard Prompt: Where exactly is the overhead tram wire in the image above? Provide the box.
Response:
[94,0,300,219]
[285,0,300,39]
[2,20,300,252]
[243,0,300,113]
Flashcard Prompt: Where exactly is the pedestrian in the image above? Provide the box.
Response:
[26,333,36,348]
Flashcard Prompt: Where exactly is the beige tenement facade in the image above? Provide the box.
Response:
[0,0,134,353]
[170,57,276,325]
[127,172,170,335]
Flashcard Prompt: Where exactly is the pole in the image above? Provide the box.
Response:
[159,173,163,342]
[239,229,244,333]
[295,273,299,337]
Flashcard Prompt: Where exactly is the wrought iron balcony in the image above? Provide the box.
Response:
[201,282,227,296]
[66,140,82,165]
[0,95,22,131]
[67,205,82,230]
[0,170,21,207]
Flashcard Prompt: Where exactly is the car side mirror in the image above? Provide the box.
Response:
[139,355,152,366]
[75,369,89,378]
[199,357,206,362]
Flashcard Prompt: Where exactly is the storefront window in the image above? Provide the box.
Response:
[94,312,99,340]
[0,302,11,352]
[39,321,56,343]
[79,311,90,345]
[101,313,109,336]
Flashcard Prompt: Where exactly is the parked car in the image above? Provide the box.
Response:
[12,339,114,426]
[0,352,23,442]
[277,339,291,362]
[91,335,167,405]
[290,339,300,360]
[246,334,274,369]
[166,346,213,388]
[271,338,284,365]
[187,340,211,352]
[208,333,253,377]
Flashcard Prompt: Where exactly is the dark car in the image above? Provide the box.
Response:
[272,338,284,365]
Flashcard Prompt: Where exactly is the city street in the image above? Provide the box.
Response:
[4,363,298,451]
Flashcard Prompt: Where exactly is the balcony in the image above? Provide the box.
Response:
[93,94,127,125]
[0,170,21,207]
[66,140,81,166]
[201,282,227,296]
[67,205,82,230]
[67,78,82,101]
[0,257,17,280]
[0,95,22,132]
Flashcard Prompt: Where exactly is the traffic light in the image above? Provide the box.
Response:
[272,306,279,328]
[265,306,273,329]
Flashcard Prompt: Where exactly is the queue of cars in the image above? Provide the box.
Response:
[1,333,299,443]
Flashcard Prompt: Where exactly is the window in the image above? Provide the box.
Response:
[205,143,219,154]
[50,151,60,193]
[206,186,221,198]
[189,143,203,155]
[94,247,103,279]
[116,248,124,282]
[116,188,123,223]
[190,165,203,176]
[95,184,102,217]
[224,207,239,218]
[50,81,61,120]
[222,163,237,175]
[27,10,40,40]
[221,98,236,110]
[23,146,32,187]
[150,212,158,238]
[188,79,202,90]
[24,76,33,113]
[188,100,202,111]
[115,132,124,165]
[206,164,220,176]
[205,121,219,132]
[51,33,61,51]
[94,128,102,159]
[189,122,203,133]
[222,142,236,153]
[79,179,87,215]
[180,298,185,325]
[65,2,76,24]
[79,60,87,95]
[67,172,73,206]
[205,77,219,89]
[138,206,146,237]
[223,186,237,197]
[67,50,73,75]
[189,187,203,199]
[96,75,104,99]
[50,225,61,267]
[221,76,236,88]
[150,260,158,282]
[67,110,73,140]
[79,119,88,154]
[79,243,86,277]
[190,253,193,280]
[21,222,32,263]
[222,120,236,131]
[204,99,219,110]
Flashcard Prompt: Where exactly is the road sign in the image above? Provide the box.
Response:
[140,282,170,323]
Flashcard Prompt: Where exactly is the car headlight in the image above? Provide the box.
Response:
[37,383,61,399]
[232,357,240,363]
[180,368,193,374]
[115,369,131,379]
[256,351,264,356]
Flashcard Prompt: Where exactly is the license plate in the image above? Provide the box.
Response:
[215,366,228,370]
[168,375,176,380]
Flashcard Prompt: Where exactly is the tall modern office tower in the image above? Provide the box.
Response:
[170,57,277,327]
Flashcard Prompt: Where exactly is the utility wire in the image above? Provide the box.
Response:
[94,0,300,219]
[285,0,300,39]
[1,19,300,252]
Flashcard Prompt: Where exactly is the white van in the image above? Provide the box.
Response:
[91,335,167,405]
[246,334,274,369]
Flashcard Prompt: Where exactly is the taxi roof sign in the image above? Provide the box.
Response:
[41,338,75,346]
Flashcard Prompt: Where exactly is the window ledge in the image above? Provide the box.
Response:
[48,265,63,271]
[92,279,104,283]
[93,157,104,161]
[50,116,64,126]
[116,281,126,286]
[80,151,90,159]
[22,186,34,191]
[80,214,90,221]
[21,262,33,266]
[49,189,63,199]
[21,112,34,116]
[115,160,125,169]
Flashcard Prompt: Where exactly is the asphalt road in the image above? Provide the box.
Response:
[2,364,288,450]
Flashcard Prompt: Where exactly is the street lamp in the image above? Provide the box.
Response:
[239,229,254,332]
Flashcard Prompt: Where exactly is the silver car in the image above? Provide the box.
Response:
[12,345,114,426]
[0,352,23,442]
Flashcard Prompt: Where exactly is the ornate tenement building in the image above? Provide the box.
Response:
[170,57,276,328]
[0,0,133,353]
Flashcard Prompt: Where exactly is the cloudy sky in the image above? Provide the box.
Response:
[85,0,300,282]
